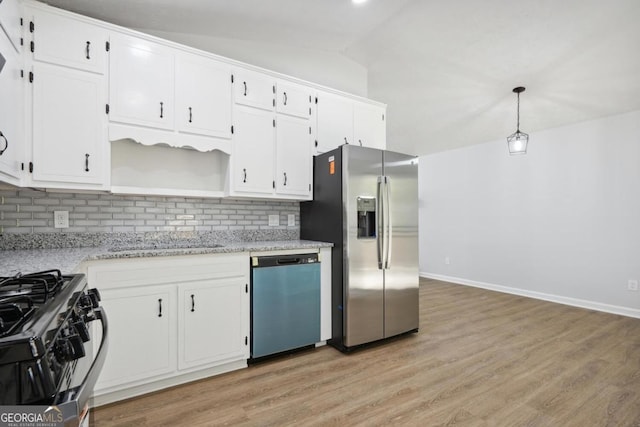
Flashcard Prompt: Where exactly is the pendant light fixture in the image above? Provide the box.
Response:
[507,86,529,155]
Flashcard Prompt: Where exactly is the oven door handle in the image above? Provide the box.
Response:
[56,307,109,425]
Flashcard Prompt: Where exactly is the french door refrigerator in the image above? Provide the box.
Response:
[301,145,419,351]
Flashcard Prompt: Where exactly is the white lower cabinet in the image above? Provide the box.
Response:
[97,285,176,390]
[86,253,250,405]
[178,277,248,370]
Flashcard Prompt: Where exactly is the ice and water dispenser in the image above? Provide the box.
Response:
[357,197,376,239]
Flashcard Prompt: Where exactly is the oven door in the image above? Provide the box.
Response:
[54,307,108,427]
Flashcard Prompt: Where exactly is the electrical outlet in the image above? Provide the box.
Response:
[268,214,279,227]
[54,211,69,229]
[628,280,638,291]
[288,214,295,227]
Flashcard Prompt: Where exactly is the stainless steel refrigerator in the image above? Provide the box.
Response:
[301,145,419,351]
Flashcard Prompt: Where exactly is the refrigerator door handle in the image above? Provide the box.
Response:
[377,177,384,269]
[384,176,392,269]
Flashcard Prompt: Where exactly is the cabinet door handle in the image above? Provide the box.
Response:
[344,137,349,145]
[359,139,363,146]
[191,294,195,312]
[85,41,91,60]
[188,107,192,123]
[243,168,247,183]
[283,92,287,106]
[160,102,164,118]
[158,298,163,317]
[283,172,287,186]
[243,81,248,96]
[0,131,8,156]
[85,153,90,172]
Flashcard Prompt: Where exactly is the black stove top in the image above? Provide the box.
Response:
[0,270,66,338]
[0,269,108,424]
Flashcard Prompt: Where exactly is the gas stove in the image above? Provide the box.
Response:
[0,270,108,426]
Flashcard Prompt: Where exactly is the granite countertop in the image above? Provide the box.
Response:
[0,240,332,277]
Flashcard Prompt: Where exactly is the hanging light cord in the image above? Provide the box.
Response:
[516,92,520,132]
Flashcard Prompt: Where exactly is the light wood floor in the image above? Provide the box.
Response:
[93,278,640,426]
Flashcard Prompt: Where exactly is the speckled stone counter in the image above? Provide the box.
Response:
[0,240,332,276]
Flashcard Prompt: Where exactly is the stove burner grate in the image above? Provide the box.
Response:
[0,269,65,337]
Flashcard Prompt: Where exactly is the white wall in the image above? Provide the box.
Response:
[419,110,640,316]
[142,30,368,97]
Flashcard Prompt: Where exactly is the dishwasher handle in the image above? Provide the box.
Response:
[277,257,303,265]
[252,253,319,268]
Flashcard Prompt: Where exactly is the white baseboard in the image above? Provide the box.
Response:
[420,272,640,319]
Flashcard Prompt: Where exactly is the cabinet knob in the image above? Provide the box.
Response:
[359,139,363,147]
[85,41,91,60]
[0,131,8,156]
[344,137,349,145]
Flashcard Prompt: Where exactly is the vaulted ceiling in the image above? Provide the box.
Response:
[41,0,640,156]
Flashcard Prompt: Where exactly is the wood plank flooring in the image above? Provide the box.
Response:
[93,278,640,426]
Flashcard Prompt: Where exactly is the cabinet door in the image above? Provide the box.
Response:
[178,277,248,370]
[0,29,23,184]
[30,8,107,74]
[175,54,231,139]
[233,68,275,111]
[0,0,21,50]
[31,62,106,187]
[276,115,312,198]
[95,285,176,391]
[109,34,174,129]
[353,101,386,150]
[232,105,275,194]
[276,80,312,119]
[315,91,353,153]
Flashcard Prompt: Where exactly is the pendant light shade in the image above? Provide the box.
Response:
[507,86,529,155]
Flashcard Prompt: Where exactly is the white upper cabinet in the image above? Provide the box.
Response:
[31,62,106,187]
[316,90,387,154]
[353,101,386,150]
[30,8,107,74]
[233,68,275,111]
[276,114,312,198]
[175,53,232,139]
[276,79,312,119]
[0,0,22,50]
[315,90,353,153]
[0,24,23,184]
[23,3,108,190]
[231,105,275,195]
[109,33,174,130]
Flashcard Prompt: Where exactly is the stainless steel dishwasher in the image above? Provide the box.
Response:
[250,253,321,360]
